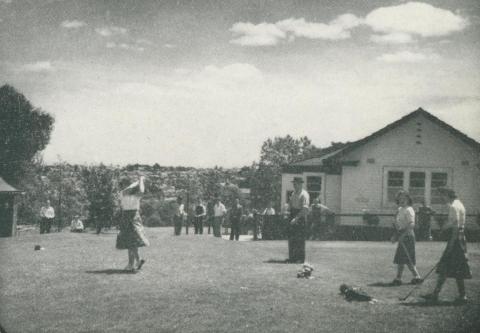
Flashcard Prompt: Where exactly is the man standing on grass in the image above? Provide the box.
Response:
[194,199,206,235]
[213,197,226,237]
[173,196,186,236]
[40,200,55,234]
[287,177,310,263]
[229,198,243,241]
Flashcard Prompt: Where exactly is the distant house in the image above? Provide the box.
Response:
[0,177,23,237]
[281,108,480,228]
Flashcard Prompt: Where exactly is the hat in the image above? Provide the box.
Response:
[292,177,304,184]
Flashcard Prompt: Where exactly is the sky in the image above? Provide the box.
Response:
[0,0,479,167]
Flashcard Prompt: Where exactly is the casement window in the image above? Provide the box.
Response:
[387,171,404,203]
[430,172,448,204]
[384,168,450,206]
[306,176,322,201]
[409,171,426,204]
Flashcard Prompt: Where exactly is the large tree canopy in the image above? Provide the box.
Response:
[0,84,54,185]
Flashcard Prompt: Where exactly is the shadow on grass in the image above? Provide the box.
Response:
[264,259,298,264]
[368,282,397,287]
[85,269,137,275]
[400,300,465,307]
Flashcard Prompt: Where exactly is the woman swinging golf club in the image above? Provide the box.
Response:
[391,191,422,286]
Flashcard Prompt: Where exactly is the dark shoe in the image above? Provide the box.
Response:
[137,259,146,270]
[420,293,438,303]
[411,278,423,285]
[392,279,402,286]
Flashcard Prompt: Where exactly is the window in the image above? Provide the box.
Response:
[384,168,450,207]
[409,172,425,204]
[306,176,322,201]
[431,172,448,204]
[387,171,404,203]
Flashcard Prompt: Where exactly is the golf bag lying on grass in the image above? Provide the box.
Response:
[297,263,314,279]
[340,284,373,302]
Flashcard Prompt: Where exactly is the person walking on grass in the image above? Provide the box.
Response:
[116,176,149,272]
[391,191,422,286]
[229,198,243,241]
[421,189,472,303]
[417,200,435,241]
[287,177,310,263]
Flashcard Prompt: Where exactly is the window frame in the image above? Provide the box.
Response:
[382,167,452,208]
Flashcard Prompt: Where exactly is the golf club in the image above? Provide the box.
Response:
[399,262,439,301]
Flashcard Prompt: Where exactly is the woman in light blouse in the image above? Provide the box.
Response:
[392,191,422,285]
[116,176,149,272]
[422,188,472,303]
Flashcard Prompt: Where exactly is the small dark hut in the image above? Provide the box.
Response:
[0,177,22,237]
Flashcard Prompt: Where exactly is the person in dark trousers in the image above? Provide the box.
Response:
[173,196,185,236]
[194,199,206,234]
[417,200,435,241]
[261,201,276,240]
[287,177,310,263]
[422,189,472,303]
[40,200,55,234]
[206,201,214,234]
[229,198,243,241]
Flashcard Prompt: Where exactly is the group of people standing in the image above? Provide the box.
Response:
[172,196,273,241]
[286,177,472,302]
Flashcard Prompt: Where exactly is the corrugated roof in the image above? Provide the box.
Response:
[0,177,22,193]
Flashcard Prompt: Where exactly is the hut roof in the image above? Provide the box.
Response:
[0,177,22,193]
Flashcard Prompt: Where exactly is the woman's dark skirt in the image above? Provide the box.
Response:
[436,230,472,279]
[288,209,306,263]
[116,210,149,250]
[394,233,416,265]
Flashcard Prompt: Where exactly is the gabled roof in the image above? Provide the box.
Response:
[328,108,480,160]
[283,108,480,172]
[0,177,22,193]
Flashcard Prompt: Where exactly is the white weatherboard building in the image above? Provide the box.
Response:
[281,108,480,229]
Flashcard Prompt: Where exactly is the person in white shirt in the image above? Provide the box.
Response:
[70,215,84,233]
[173,196,186,236]
[391,191,422,286]
[40,200,55,234]
[116,176,149,272]
[262,201,276,240]
[287,178,310,263]
[213,197,227,237]
[422,189,472,303]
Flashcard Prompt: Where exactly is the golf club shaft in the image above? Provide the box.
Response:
[400,262,439,300]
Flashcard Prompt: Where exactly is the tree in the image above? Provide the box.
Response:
[0,85,54,186]
[250,135,321,210]
[81,165,117,233]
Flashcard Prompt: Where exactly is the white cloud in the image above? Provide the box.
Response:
[230,2,468,46]
[365,2,468,37]
[163,43,176,48]
[370,32,414,44]
[230,14,362,46]
[230,22,285,46]
[20,61,54,72]
[105,42,144,52]
[0,0,12,3]
[376,51,439,63]
[277,14,362,41]
[201,63,263,82]
[95,26,128,37]
[61,20,87,29]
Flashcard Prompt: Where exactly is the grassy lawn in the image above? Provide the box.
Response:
[0,228,479,333]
